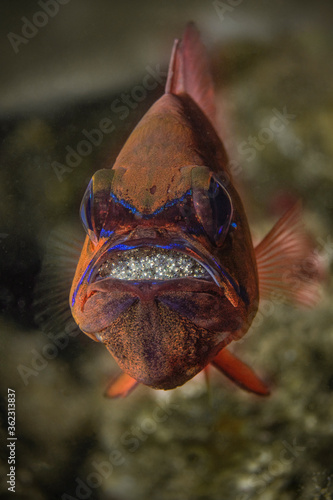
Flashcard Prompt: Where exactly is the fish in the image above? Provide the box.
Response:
[69,23,322,398]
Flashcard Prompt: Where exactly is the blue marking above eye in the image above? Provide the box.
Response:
[107,190,192,218]
[109,192,140,215]
[152,190,192,216]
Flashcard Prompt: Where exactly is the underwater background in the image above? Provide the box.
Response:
[0,0,332,499]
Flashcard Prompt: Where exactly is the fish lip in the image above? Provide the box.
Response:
[87,276,218,301]
[84,236,241,306]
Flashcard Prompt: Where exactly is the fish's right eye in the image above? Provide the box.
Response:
[191,166,233,246]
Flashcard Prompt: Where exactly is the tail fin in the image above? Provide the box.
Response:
[165,22,216,127]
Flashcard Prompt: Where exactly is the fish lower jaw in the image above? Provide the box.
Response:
[94,246,211,282]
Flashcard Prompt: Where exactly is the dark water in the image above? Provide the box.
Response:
[0,1,332,499]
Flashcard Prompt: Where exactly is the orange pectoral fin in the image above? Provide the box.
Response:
[211,349,270,396]
[105,372,139,398]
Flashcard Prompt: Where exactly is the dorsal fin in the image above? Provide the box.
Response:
[165,22,217,126]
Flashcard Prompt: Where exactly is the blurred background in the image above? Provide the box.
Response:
[0,1,332,499]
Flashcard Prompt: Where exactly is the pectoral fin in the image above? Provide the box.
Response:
[255,202,325,307]
[211,349,270,396]
[105,372,139,398]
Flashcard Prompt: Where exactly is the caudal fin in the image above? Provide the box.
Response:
[165,22,216,126]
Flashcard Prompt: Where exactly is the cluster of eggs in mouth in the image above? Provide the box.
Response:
[96,247,208,281]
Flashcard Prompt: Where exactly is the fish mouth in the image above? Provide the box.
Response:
[93,246,211,283]
[84,238,241,307]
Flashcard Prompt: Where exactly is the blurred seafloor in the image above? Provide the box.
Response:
[0,1,332,499]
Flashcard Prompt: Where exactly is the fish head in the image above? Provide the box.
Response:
[70,163,258,390]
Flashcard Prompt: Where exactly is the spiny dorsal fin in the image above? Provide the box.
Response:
[165,22,217,127]
[255,203,324,308]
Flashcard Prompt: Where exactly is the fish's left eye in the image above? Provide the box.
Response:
[80,169,115,243]
[80,179,97,243]
[192,167,233,246]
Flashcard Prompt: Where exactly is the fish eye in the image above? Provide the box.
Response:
[80,169,115,243]
[192,167,233,246]
[80,179,97,243]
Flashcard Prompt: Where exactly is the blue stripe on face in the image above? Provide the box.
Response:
[109,192,140,215]
[71,239,110,307]
[100,228,114,238]
[71,264,90,307]
[108,190,192,218]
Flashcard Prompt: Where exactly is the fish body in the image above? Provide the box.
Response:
[70,24,321,396]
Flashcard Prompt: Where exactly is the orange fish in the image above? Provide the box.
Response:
[70,24,321,398]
